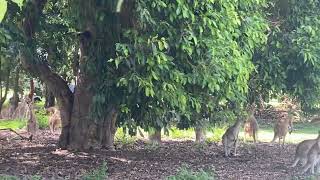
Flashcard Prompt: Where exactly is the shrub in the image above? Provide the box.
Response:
[167,166,215,180]
[34,108,49,129]
[82,162,108,180]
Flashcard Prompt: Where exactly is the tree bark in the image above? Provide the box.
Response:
[149,128,161,144]
[18,0,129,150]
[12,68,20,110]
[0,68,10,116]
[26,100,38,134]
[8,68,20,118]
[195,126,206,143]
[28,78,35,100]
[98,105,118,149]
[44,85,55,108]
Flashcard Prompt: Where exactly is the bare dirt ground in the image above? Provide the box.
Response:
[0,130,318,180]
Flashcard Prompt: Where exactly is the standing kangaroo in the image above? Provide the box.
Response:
[271,116,293,146]
[46,107,61,134]
[301,131,320,174]
[222,117,243,157]
[244,105,259,143]
[291,131,320,168]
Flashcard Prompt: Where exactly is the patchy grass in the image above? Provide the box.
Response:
[81,162,108,180]
[167,127,195,140]
[206,125,228,142]
[114,128,138,147]
[167,165,215,180]
[0,174,42,180]
[0,119,26,130]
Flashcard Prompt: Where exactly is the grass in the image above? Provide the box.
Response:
[0,119,26,130]
[167,165,215,180]
[81,162,108,180]
[0,175,41,180]
[167,127,195,140]
[114,128,138,147]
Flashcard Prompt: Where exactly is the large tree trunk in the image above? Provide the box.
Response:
[44,85,55,108]
[18,0,130,150]
[68,72,94,150]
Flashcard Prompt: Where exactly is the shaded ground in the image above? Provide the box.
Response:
[0,130,318,180]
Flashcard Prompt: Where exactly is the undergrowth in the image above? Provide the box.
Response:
[114,128,137,147]
[34,108,49,129]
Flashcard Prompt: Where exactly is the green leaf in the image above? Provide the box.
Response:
[12,0,24,8]
[0,0,7,22]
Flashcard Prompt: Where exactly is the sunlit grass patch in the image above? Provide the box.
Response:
[206,125,228,142]
[167,127,194,140]
[114,128,138,146]
[0,119,26,129]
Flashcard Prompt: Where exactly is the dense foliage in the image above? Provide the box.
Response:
[1,0,320,148]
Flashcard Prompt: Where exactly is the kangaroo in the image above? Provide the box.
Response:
[244,105,259,143]
[301,131,320,174]
[46,107,61,134]
[271,116,293,146]
[291,132,320,168]
[222,117,243,157]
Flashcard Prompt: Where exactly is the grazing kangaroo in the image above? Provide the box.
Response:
[271,116,293,146]
[301,131,320,174]
[222,117,243,157]
[291,132,320,168]
[244,106,259,143]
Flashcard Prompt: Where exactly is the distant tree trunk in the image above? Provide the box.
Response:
[28,78,35,100]
[26,99,38,134]
[44,85,55,108]
[12,68,20,109]
[0,68,10,117]
[195,126,206,143]
[9,68,20,117]
[149,128,162,144]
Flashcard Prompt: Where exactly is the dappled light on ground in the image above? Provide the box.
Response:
[0,129,319,179]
